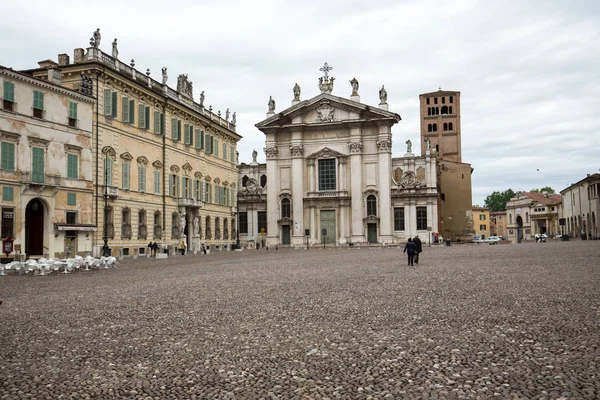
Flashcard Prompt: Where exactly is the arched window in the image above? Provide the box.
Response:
[172,212,179,238]
[435,144,439,152]
[526,212,529,223]
[443,123,448,131]
[394,168,403,182]
[510,214,512,224]
[441,106,448,115]
[205,216,211,239]
[153,211,162,239]
[231,219,236,239]
[260,174,267,188]
[428,124,432,132]
[449,96,453,103]
[224,218,229,239]
[122,208,131,239]
[367,195,377,216]
[281,198,291,218]
[427,107,431,116]
[215,217,221,239]
[242,175,249,187]
[434,97,438,105]
[448,122,453,131]
[433,124,437,132]
[426,98,430,105]
[138,209,147,239]
[435,107,439,115]
[442,97,445,104]
[449,106,453,114]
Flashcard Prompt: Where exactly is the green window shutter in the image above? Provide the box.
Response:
[160,113,164,135]
[122,96,130,123]
[184,124,190,145]
[69,102,78,119]
[193,179,197,200]
[32,147,45,183]
[169,174,173,196]
[154,170,160,194]
[171,119,177,140]
[112,92,118,117]
[201,131,205,150]
[67,192,76,206]
[67,154,78,179]
[3,82,15,102]
[230,147,235,163]
[145,107,150,130]
[104,158,113,185]
[177,176,181,198]
[223,143,227,161]
[139,166,146,192]
[138,104,145,128]
[189,126,194,146]
[129,99,135,123]
[122,163,130,189]
[177,120,182,141]
[154,111,160,133]
[104,89,112,116]
[195,129,201,150]
[33,91,44,110]
[2,186,14,201]
[1,142,15,171]
[215,139,219,157]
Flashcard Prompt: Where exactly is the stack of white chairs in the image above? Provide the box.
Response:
[1,255,117,276]
[25,259,39,275]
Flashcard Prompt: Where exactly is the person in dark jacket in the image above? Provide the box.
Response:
[403,238,417,266]
[413,235,423,265]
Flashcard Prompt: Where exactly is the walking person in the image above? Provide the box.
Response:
[413,235,422,265]
[403,238,417,266]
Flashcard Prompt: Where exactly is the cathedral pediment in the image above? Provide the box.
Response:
[306,147,347,160]
[255,93,400,130]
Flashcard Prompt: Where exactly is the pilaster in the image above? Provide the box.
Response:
[376,125,393,244]
[349,134,364,242]
[290,135,305,246]
[264,142,279,246]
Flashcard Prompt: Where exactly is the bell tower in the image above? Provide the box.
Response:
[419,89,461,162]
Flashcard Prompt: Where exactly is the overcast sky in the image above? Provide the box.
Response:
[2,0,599,206]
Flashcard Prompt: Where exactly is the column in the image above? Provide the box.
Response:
[290,136,305,246]
[265,138,279,246]
[377,126,393,244]
[308,159,315,192]
[311,206,317,244]
[349,133,364,242]
[339,203,346,244]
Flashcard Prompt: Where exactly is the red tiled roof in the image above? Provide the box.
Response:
[523,192,561,205]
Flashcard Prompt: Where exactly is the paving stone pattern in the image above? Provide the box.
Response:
[1,241,599,399]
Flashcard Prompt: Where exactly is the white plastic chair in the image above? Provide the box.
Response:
[25,259,39,275]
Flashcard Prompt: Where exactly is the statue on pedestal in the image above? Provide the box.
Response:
[293,83,301,101]
[226,108,230,121]
[252,149,258,163]
[161,67,168,85]
[268,96,276,112]
[379,85,388,103]
[350,77,359,95]
[111,38,118,59]
[406,139,412,154]
[180,213,186,236]
[92,28,101,48]
[193,216,199,236]
[231,112,236,125]
[199,91,205,107]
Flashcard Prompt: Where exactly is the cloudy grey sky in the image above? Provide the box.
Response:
[2,0,599,206]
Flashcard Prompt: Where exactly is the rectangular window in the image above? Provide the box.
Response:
[171,119,182,141]
[1,142,15,171]
[66,211,77,225]
[2,186,14,201]
[154,111,164,135]
[214,138,219,157]
[122,163,130,190]
[67,192,76,206]
[239,212,248,234]
[182,177,189,198]
[193,179,198,200]
[479,224,486,231]
[394,207,405,231]
[33,90,44,118]
[195,129,204,150]
[122,96,130,122]
[479,214,486,221]
[223,143,227,161]
[169,174,177,197]
[138,104,146,129]
[104,89,117,117]
[104,158,113,185]
[184,124,192,145]
[154,170,160,194]
[2,208,14,238]
[230,146,235,163]
[139,166,146,193]
[31,147,45,183]
[257,211,267,234]
[68,101,78,127]
[67,153,78,179]
[3,81,15,111]
[416,206,427,230]
[318,158,336,191]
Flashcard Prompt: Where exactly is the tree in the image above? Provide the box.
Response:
[484,189,516,212]
[530,186,555,194]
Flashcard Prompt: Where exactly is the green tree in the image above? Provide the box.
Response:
[484,189,516,212]
[530,186,555,194]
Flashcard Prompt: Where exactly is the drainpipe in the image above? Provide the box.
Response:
[162,99,167,245]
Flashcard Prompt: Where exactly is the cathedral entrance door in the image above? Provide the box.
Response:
[367,223,377,243]
[320,210,336,246]
[26,198,45,257]
[281,225,291,245]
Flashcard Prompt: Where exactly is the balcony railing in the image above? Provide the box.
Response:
[122,224,132,239]
[205,229,212,240]
[20,172,60,186]
[224,231,229,240]
[138,224,147,239]
[153,225,162,239]
[105,186,119,198]
[215,230,221,240]
[305,190,349,199]
[178,197,203,208]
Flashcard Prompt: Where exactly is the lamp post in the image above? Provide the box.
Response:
[102,159,118,257]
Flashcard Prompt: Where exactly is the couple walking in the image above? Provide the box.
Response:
[403,235,422,266]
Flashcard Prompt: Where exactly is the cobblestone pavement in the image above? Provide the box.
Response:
[1,241,599,399]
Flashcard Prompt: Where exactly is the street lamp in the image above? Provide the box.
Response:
[102,159,118,257]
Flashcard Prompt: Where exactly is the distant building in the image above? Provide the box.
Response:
[490,211,508,238]
[420,89,473,241]
[471,206,490,239]
[1,65,94,259]
[506,192,561,242]
[237,159,267,247]
[560,173,600,239]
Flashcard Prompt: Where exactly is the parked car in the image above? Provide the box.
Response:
[476,237,500,245]
[534,234,547,243]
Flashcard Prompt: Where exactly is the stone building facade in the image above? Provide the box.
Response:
[26,36,241,256]
[248,67,439,247]
[471,206,491,239]
[560,173,600,239]
[489,211,508,238]
[0,65,94,259]
[419,89,473,241]
[237,158,267,247]
[506,191,561,242]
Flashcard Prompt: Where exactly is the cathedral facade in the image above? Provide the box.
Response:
[238,65,439,247]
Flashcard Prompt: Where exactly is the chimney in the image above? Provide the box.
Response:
[74,48,85,63]
[47,68,61,85]
[38,59,59,69]
[58,53,70,66]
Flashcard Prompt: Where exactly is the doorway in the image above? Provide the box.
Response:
[26,198,45,257]
[320,210,336,246]
[367,223,377,243]
[516,215,523,243]
[281,225,291,245]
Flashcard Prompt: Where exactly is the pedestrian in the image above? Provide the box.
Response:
[180,241,186,256]
[152,242,158,257]
[413,235,422,265]
[148,241,153,256]
[201,244,207,255]
[403,238,417,266]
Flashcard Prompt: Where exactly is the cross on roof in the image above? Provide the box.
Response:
[319,62,333,78]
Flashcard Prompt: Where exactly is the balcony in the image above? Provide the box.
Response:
[178,197,203,208]
[105,186,119,198]
[21,172,60,187]
[305,190,349,199]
